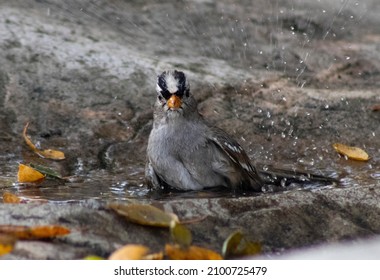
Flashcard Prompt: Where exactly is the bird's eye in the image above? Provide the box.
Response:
[174,90,184,98]
[160,90,171,100]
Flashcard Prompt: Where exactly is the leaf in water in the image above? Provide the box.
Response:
[109,203,178,227]
[333,143,369,161]
[165,244,223,260]
[222,231,261,258]
[0,225,70,239]
[2,192,23,204]
[0,234,17,256]
[108,244,150,260]
[17,164,45,183]
[170,220,192,249]
[23,122,65,160]
[29,163,64,180]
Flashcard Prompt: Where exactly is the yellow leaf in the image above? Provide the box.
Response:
[109,203,177,227]
[109,244,150,260]
[165,244,223,260]
[222,230,243,258]
[333,143,369,161]
[0,234,17,256]
[222,231,261,258]
[0,225,70,239]
[23,122,65,160]
[17,164,45,183]
[83,255,105,260]
[144,252,164,260]
[2,192,22,204]
[170,221,192,249]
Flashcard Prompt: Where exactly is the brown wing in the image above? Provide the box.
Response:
[208,127,262,187]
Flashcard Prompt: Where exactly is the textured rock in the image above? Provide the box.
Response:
[0,0,379,259]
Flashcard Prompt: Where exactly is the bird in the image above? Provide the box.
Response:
[145,70,337,192]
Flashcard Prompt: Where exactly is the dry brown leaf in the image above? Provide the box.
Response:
[23,122,65,160]
[371,104,380,111]
[0,225,70,239]
[109,203,178,227]
[333,143,369,161]
[2,192,22,204]
[165,244,223,260]
[17,164,45,183]
[109,244,150,260]
[0,234,17,256]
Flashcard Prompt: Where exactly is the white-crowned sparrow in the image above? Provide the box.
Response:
[145,70,263,192]
[145,70,337,192]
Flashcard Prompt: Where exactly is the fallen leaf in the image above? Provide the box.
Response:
[371,104,380,111]
[0,234,17,256]
[144,252,164,260]
[0,225,70,239]
[83,255,105,260]
[2,192,22,204]
[222,230,243,258]
[109,203,178,227]
[109,244,150,260]
[333,143,369,161]
[170,221,192,249]
[23,122,65,160]
[222,231,261,258]
[29,163,65,180]
[17,164,45,183]
[165,244,223,260]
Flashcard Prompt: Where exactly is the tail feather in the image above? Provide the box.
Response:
[257,164,339,186]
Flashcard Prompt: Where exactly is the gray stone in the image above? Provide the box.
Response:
[0,0,379,259]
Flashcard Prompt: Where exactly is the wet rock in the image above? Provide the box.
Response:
[2,185,380,259]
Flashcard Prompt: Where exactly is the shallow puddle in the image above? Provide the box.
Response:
[0,149,378,203]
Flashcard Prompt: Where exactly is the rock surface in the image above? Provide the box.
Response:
[0,0,379,259]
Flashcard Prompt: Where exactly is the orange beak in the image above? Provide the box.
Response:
[167,95,182,109]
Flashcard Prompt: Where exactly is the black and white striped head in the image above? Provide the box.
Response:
[156,70,190,110]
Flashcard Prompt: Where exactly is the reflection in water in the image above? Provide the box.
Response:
[0,150,378,203]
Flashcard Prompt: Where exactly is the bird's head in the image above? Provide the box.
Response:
[155,70,191,114]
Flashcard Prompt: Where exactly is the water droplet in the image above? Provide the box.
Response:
[280,178,287,187]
